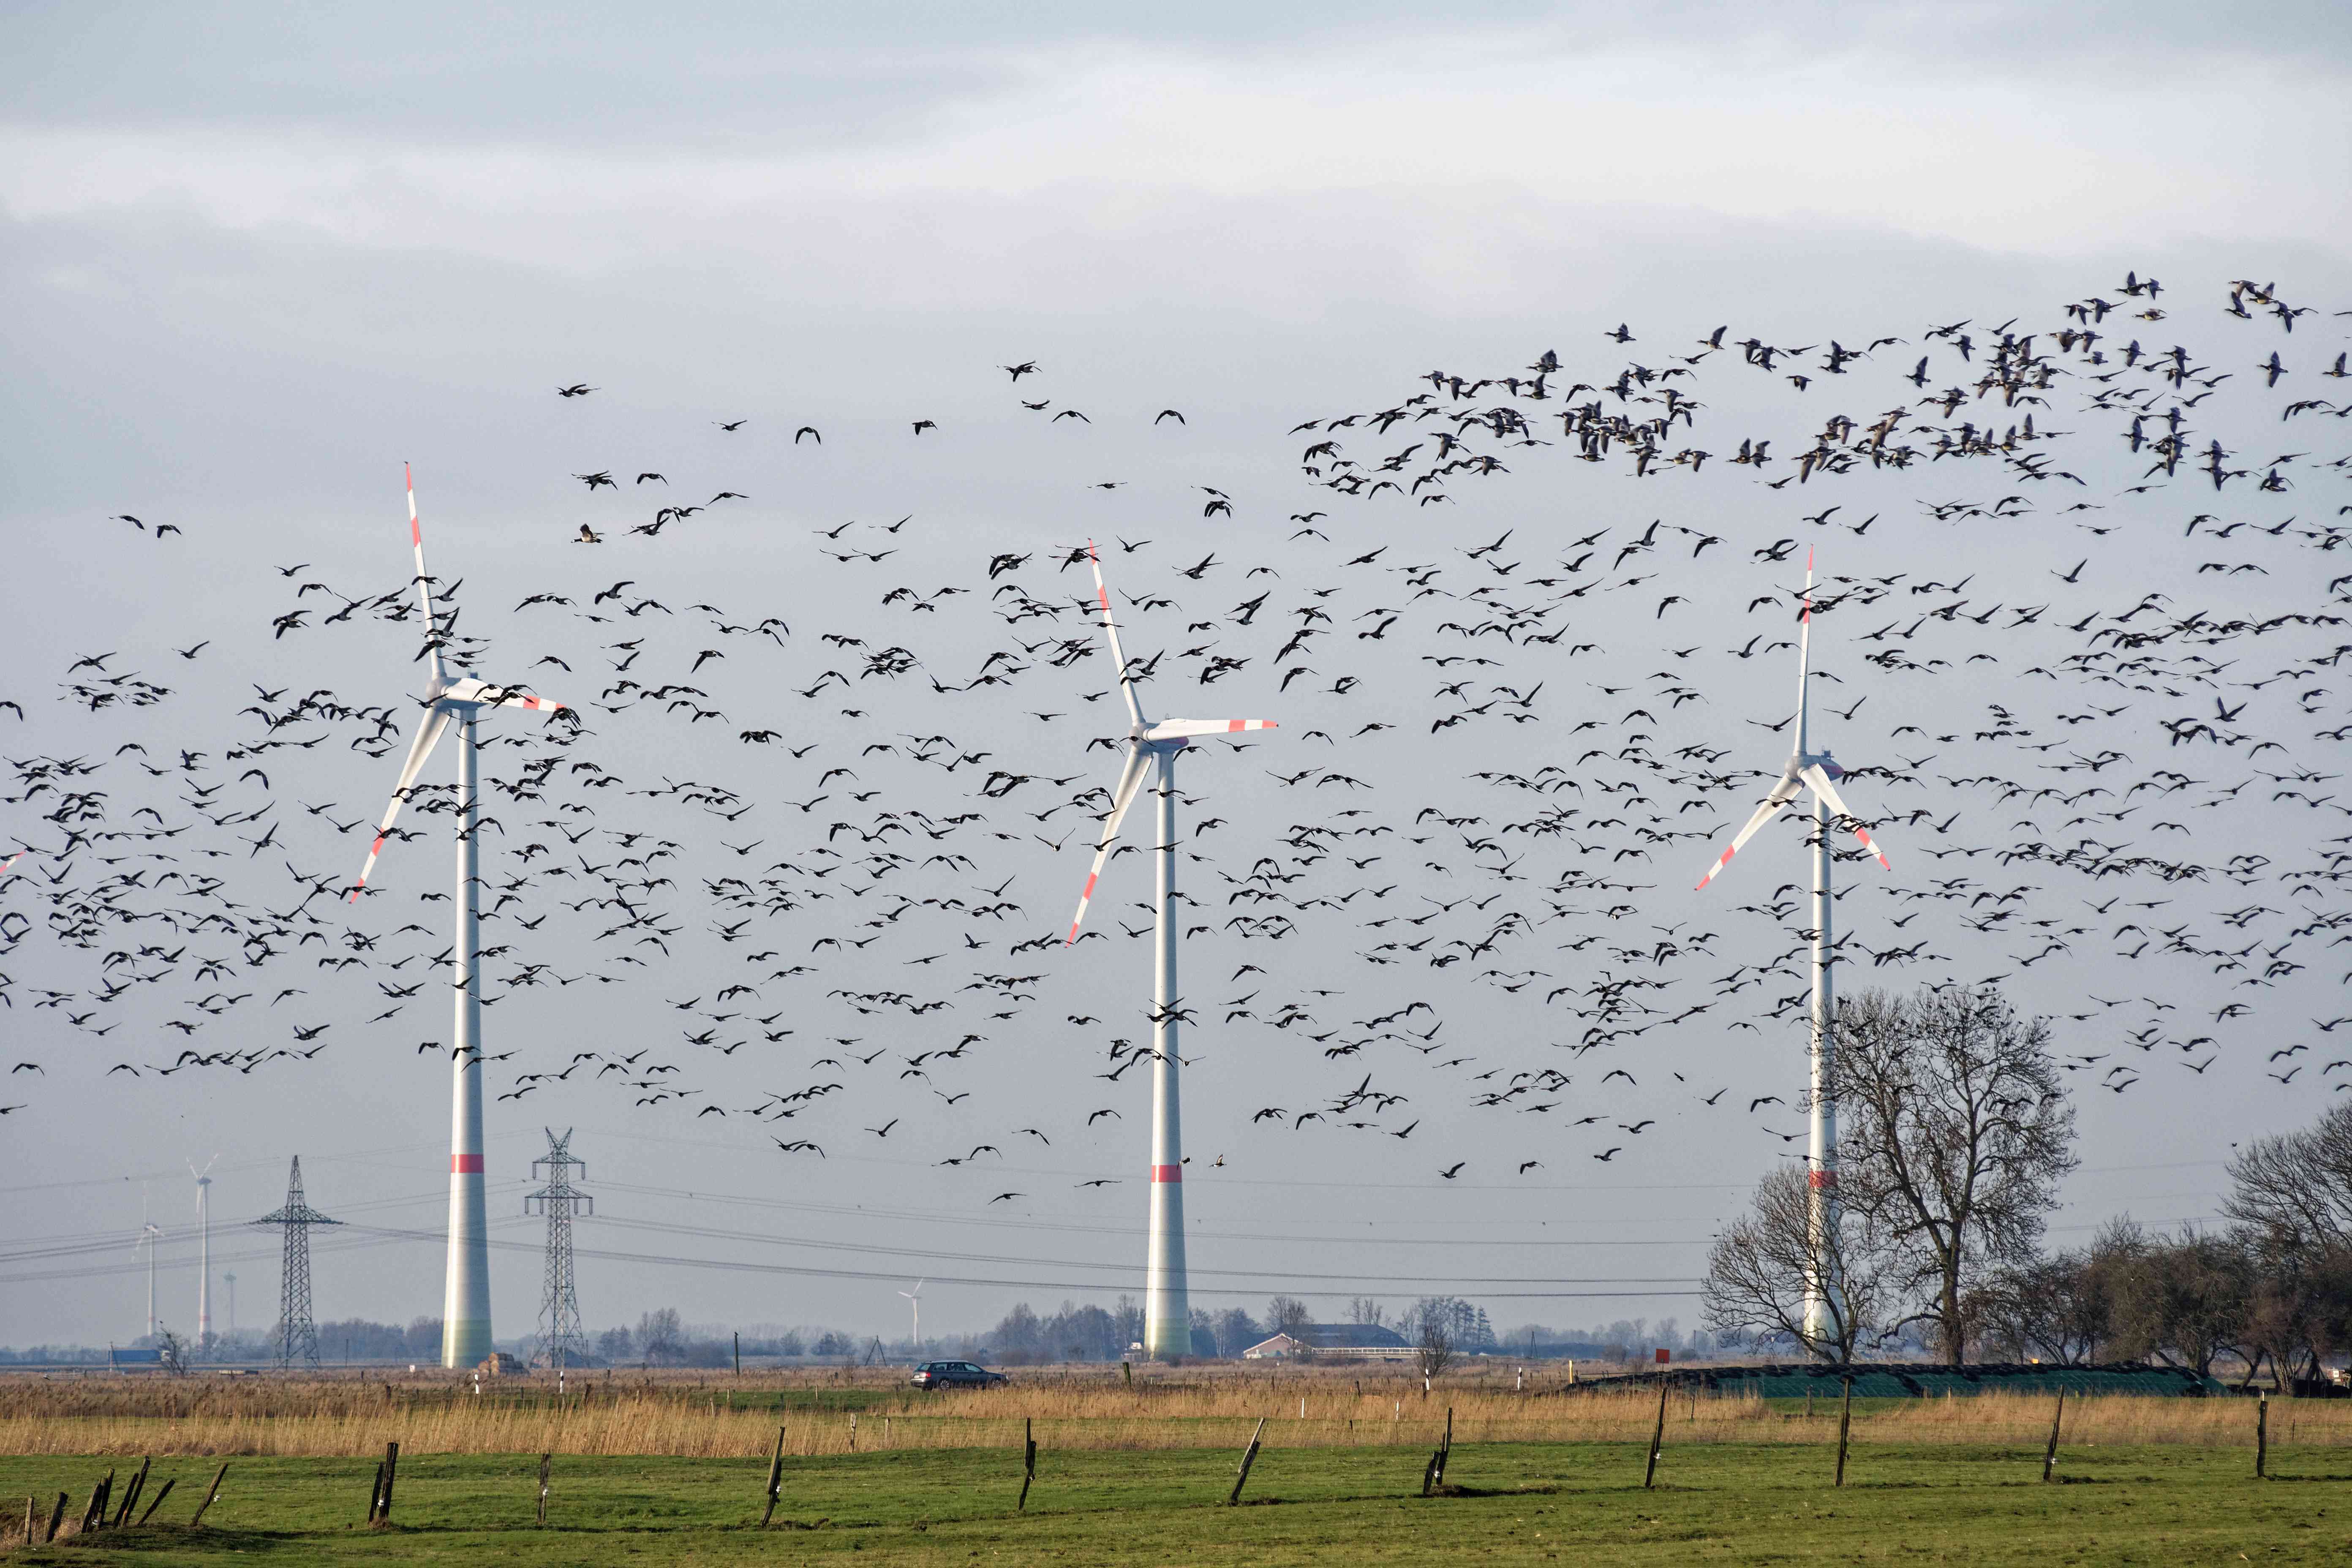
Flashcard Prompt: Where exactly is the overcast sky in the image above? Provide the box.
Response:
[3,3,2349,1354]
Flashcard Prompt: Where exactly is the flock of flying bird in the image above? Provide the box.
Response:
[5,272,2351,1223]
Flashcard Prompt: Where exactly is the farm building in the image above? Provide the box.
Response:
[1241,1324,1416,1361]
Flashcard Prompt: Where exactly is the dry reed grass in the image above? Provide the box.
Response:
[0,1368,2336,1459]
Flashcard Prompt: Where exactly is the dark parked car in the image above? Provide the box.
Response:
[909,1359,1007,1389]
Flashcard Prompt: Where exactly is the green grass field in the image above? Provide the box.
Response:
[3,1441,2344,1565]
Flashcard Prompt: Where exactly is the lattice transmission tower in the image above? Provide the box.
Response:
[525,1128,591,1370]
[253,1156,339,1371]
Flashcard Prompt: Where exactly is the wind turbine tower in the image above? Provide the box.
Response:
[1067,543,1279,1360]
[1695,553,1895,1353]
[190,1156,218,1353]
[137,1219,162,1340]
[348,466,572,1367]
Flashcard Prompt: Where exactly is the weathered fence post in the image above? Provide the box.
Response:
[1644,1380,1669,1489]
[188,1465,228,1528]
[2040,1388,2065,1483]
[136,1478,176,1526]
[1421,1405,1453,1496]
[734,1332,741,1377]
[372,1441,400,1526]
[1835,1377,1854,1488]
[79,1470,113,1535]
[759,1425,787,1528]
[114,1456,150,1526]
[1018,1417,1037,1511]
[2257,1394,2268,1480]
[536,1453,551,1526]
[44,1492,67,1543]
[1228,1416,1267,1506]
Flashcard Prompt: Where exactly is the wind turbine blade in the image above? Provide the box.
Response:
[1146,718,1277,740]
[1066,745,1152,944]
[1801,764,1892,871]
[1795,547,1814,755]
[1088,543,1147,728]
[1695,774,1805,891]
[407,464,447,685]
[349,703,454,899]
[442,677,568,715]
[0,849,25,880]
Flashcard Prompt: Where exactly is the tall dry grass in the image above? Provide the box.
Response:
[0,1368,2338,1459]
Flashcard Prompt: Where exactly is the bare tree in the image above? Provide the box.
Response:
[2224,1101,2352,1252]
[1344,1296,1386,1328]
[1703,1165,1890,1362]
[2101,1226,2245,1378]
[1830,985,2078,1362]
[1976,1219,2142,1365]
[636,1307,683,1367]
[1266,1295,1313,1337]
[1407,1298,1456,1378]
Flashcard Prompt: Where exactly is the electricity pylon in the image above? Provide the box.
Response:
[525,1129,591,1371]
[253,1156,340,1371]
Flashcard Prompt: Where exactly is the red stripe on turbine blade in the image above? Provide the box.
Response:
[1150,1164,1182,1183]
[451,1154,483,1174]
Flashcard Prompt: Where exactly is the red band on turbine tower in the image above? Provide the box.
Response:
[452,1154,484,1174]
[1150,1164,1181,1183]
[1808,1169,1837,1190]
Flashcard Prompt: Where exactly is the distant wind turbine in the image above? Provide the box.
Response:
[1695,551,1895,1354]
[899,1279,926,1349]
[348,465,574,1368]
[1067,542,1278,1360]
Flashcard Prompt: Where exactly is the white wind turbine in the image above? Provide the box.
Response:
[1066,542,1279,1361]
[1694,552,1893,1355]
[137,1198,163,1342]
[898,1280,925,1350]
[348,464,572,1369]
[189,1156,218,1353]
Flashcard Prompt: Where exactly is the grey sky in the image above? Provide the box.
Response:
[2,3,2348,1354]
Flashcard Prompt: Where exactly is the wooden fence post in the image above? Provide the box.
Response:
[114,1456,150,1526]
[2040,1388,2065,1483]
[1835,1377,1854,1488]
[189,1464,228,1528]
[1018,1417,1037,1511]
[44,1492,67,1543]
[2257,1394,2268,1480]
[136,1478,176,1526]
[1228,1416,1267,1506]
[79,1470,113,1535]
[734,1332,741,1378]
[372,1441,400,1526]
[1421,1405,1454,1496]
[536,1453,551,1526]
[759,1425,786,1528]
[367,1460,385,1524]
[1644,1380,1669,1489]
